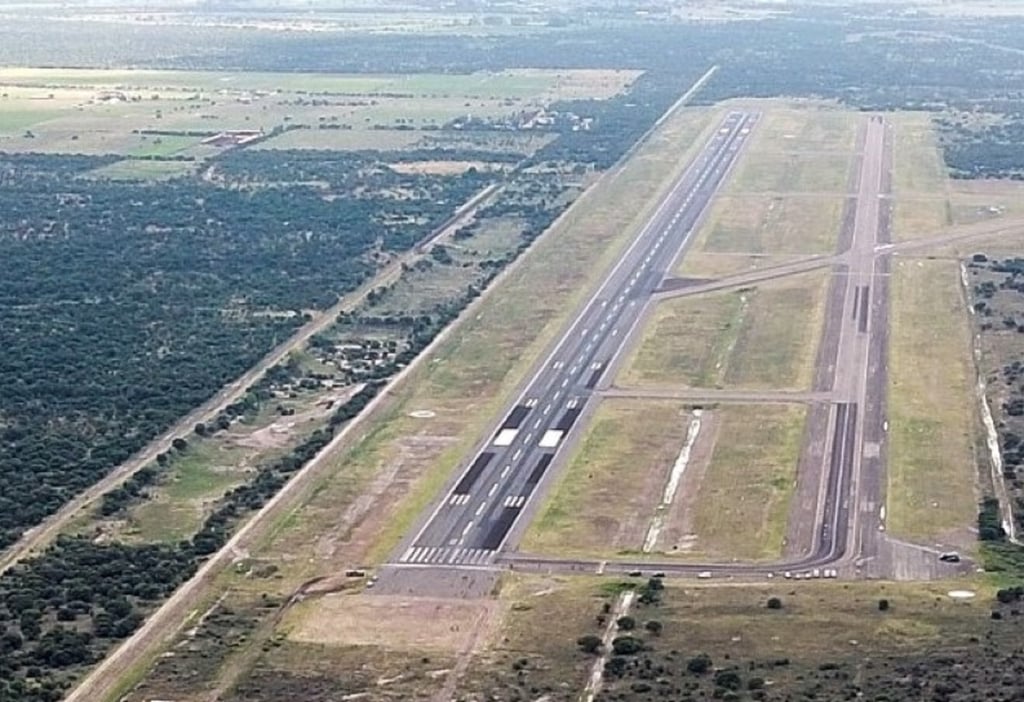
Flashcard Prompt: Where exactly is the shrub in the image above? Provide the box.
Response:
[576,634,603,654]
[687,653,712,675]
[714,669,742,691]
[611,635,644,655]
[766,597,783,610]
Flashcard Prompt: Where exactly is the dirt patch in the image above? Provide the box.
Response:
[286,593,497,653]
[950,179,1024,197]
[390,160,498,176]
[308,431,456,566]
[656,409,720,554]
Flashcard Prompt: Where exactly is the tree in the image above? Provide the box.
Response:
[687,653,712,675]
[616,615,636,630]
[171,437,189,452]
[878,598,890,612]
[611,635,643,655]
[714,669,742,691]
[644,620,662,635]
[766,597,783,610]
[576,634,602,654]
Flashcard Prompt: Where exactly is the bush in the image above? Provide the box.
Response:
[714,669,742,691]
[611,635,644,655]
[687,653,712,675]
[878,598,890,611]
[616,615,636,630]
[748,676,765,690]
[766,597,783,610]
[576,634,603,654]
[644,620,663,635]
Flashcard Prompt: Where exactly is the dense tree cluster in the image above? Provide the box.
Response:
[0,150,492,549]
[0,536,195,701]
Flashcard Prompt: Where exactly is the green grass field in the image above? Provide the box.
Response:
[723,273,826,388]
[699,194,842,254]
[0,68,552,98]
[621,270,827,391]
[752,106,860,154]
[0,67,633,158]
[689,403,804,561]
[887,258,978,547]
[891,111,949,195]
[620,292,743,389]
[87,159,197,180]
[0,108,60,133]
[128,134,200,157]
[127,444,249,543]
[521,399,692,558]
[731,151,852,193]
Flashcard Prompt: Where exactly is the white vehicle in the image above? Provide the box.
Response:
[697,571,713,580]
[783,571,793,579]
[811,568,821,579]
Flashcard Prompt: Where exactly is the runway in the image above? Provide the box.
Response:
[499,114,970,581]
[389,111,760,571]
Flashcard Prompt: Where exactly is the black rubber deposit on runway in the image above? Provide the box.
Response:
[481,506,522,549]
[858,286,870,333]
[501,405,530,430]
[819,402,856,557]
[555,407,582,432]
[454,451,495,494]
[526,454,554,486]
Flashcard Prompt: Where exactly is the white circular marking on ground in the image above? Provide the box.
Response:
[409,410,436,419]
[947,590,976,600]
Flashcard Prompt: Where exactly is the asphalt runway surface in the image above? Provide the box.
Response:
[385,111,759,576]
[373,113,974,592]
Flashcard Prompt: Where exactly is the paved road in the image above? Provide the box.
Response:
[389,112,759,570]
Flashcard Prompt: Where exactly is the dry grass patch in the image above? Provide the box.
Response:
[891,111,948,195]
[731,150,852,194]
[224,641,455,702]
[689,403,804,560]
[677,251,810,279]
[894,195,951,240]
[621,270,827,391]
[888,258,978,546]
[652,579,993,659]
[521,399,692,558]
[699,194,842,255]
[389,160,499,175]
[725,271,827,389]
[284,593,493,652]
[620,292,743,389]
[752,106,860,154]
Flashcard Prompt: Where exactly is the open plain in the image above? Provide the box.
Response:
[8,5,1024,701]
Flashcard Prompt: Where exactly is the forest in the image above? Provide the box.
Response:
[0,150,489,550]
